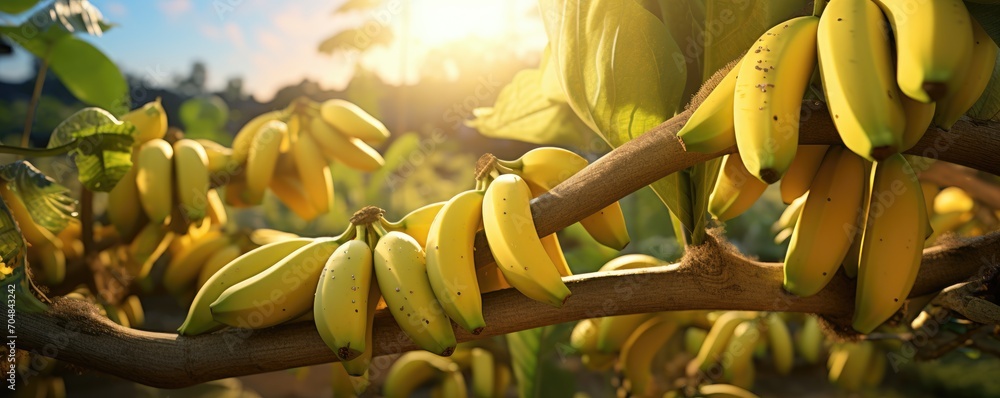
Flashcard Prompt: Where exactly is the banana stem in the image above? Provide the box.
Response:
[812,0,826,16]
[334,223,358,244]
[355,225,367,243]
[369,221,390,239]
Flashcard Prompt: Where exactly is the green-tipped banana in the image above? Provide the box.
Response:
[426,189,487,334]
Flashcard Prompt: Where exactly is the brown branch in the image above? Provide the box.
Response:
[19,103,1000,388]
[919,161,1000,210]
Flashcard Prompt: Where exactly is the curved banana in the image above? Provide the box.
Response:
[173,139,211,222]
[120,98,167,145]
[374,230,456,355]
[128,222,174,284]
[341,278,381,376]
[382,351,459,398]
[384,201,446,247]
[162,230,231,295]
[493,364,511,397]
[709,153,768,221]
[842,160,873,279]
[733,16,819,183]
[121,295,145,328]
[596,313,655,353]
[899,95,936,152]
[570,318,601,353]
[470,347,494,398]
[231,110,284,165]
[106,163,144,241]
[779,145,829,204]
[772,193,806,235]
[483,174,571,307]
[307,117,384,172]
[934,18,998,130]
[599,254,664,271]
[783,147,865,297]
[794,315,823,365]
[210,237,341,329]
[817,0,905,160]
[862,347,887,389]
[540,233,572,277]
[135,139,174,224]
[249,228,301,246]
[432,369,468,398]
[698,384,760,398]
[688,311,757,376]
[425,189,487,334]
[763,313,793,375]
[292,131,333,214]
[331,362,363,398]
[268,169,321,221]
[620,315,680,397]
[315,231,374,360]
[853,154,928,333]
[721,320,760,383]
[677,58,742,154]
[244,120,288,205]
[205,189,228,226]
[0,183,66,284]
[195,243,242,289]
[874,0,973,103]
[319,99,391,144]
[476,263,511,293]
[828,341,874,392]
[194,139,234,175]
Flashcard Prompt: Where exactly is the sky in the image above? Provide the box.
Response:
[0,0,548,101]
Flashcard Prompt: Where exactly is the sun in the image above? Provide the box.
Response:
[407,0,521,47]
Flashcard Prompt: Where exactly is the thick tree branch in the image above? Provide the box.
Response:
[20,103,1000,388]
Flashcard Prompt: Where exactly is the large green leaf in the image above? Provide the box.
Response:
[967,2,1000,47]
[658,0,707,101]
[48,107,135,192]
[0,0,40,14]
[506,326,575,398]
[0,193,46,313]
[701,0,808,79]
[47,36,128,113]
[0,161,75,234]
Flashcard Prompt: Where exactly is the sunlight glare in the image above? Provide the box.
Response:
[408,0,513,46]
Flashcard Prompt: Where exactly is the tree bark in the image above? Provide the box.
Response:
[19,103,1000,388]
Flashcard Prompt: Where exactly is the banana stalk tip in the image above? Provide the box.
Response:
[921,82,948,102]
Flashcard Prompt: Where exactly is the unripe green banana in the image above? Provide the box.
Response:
[794,315,823,365]
[687,311,757,377]
[470,348,494,398]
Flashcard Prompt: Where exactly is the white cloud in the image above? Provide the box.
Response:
[158,0,192,18]
[224,23,246,49]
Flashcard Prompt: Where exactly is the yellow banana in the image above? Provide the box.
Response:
[307,117,384,172]
[195,244,242,289]
[794,315,823,365]
[331,362,362,398]
[899,95,936,152]
[842,160,873,279]
[934,18,999,130]
[292,131,333,214]
[599,254,664,271]
[135,139,174,224]
[828,342,873,392]
[120,98,167,145]
[162,230,231,295]
[382,351,459,398]
[763,313,793,375]
[425,189,487,334]
[121,295,145,328]
[677,58,742,154]
[596,313,655,354]
[0,184,65,284]
[476,263,511,293]
[862,347,886,389]
[232,110,284,165]
[244,120,288,205]
[470,348,494,398]
[733,16,819,183]
[570,318,601,353]
[319,99,391,144]
[493,364,511,397]
[874,0,973,103]
[249,228,301,246]
[374,230,456,355]
[173,139,211,222]
[920,182,940,219]
[817,0,906,160]
[685,327,709,356]
[194,139,234,175]
[341,278,381,376]
[315,231,374,360]
[783,147,865,297]
[709,153,768,221]
[934,187,974,214]
[540,233,572,277]
[482,174,571,307]
[210,237,341,329]
[205,189,227,226]
[698,384,760,398]
[431,369,468,398]
[779,145,829,204]
[106,163,144,241]
[687,311,757,376]
[128,222,174,283]
[772,193,806,234]
[854,153,928,333]
[268,170,321,221]
[383,201,446,247]
[721,320,760,384]
[619,315,680,397]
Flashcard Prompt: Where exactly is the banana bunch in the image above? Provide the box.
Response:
[0,182,67,285]
[381,346,512,398]
[827,340,886,392]
[924,186,999,244]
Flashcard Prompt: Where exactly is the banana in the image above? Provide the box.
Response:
[899,95,936,152]
[342,276,382,376]
[374,230,456,355]
[223,171,253,208]
[249,228,301,246]
[541,233,572,277]
[570,319,601,353]
[476,263,511,293]
[817,0,906,160]
[763,313,793,375]
[425,189,487,334]
[730,361,756,391]
[500,148,629,250]
[268,169,321,221]
[599,254,664,271]
[34,242,66,286]
[779,146,829,204]
[687,311,757,377]
[205,189,228,226]
[195,244,242,289]
[319,99,391,144]
[162,230,231,296]
[470,348,494,398]
[121,295,145,328]
[135,139,174,224]
[677,58,742,154]
[331,362,362,398]
[210,237,341,329]
[721,320,760,384]
[934,18,999,130]
[384,201,446,247]
[232,110,284,165]
[194,139,234,175]
[292,131,333,214]
[842,160,873,279]
[783,147,865,297]
[862,347,886,389]
[582,353,616,371]
[307,117,384,172]
[382,351,459,398]
[128,222,174,283]
[494,364,511,397]
[794,315,823,365]
[482,174,571,307]
[934,187,974,214]
[854,154,928,333]
[685,327,709,356]
[106,163,144,241]
[874,0,973,103]
[244,120,288,205]
[315,230,374,360]
[733,16,819,183]
[0,183,65,284]
[619,315,680,397]
[698,384,760,398]
[432,369,468,398]
[120,98,167,145]
[829,342,873,392]
[173,139,211,222]
[920,182,940,219]
[772,193,806,234]
[596,313,655,354]
[709,153,768,221]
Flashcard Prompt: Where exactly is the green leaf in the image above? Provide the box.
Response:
[180,95,230,130]
[507,327,543,398]
[968,2,1000,47]
[0,193,46,313]
[649,171,692,243]
[48,36,129,113]
[701,0,809,79]
[0,0,40,14]
[689,157,722,244]
[27,0,107,36]
[658,0,707,100]
[0,161,75,234]
[968,51,1000,122]
[48,107,135,192]
[318,26,394,53]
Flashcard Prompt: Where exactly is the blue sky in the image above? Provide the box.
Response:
[0,0,546,101]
